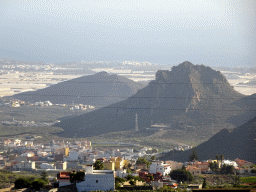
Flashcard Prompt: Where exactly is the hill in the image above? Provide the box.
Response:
[54,61,251,138]
[163,116,256,163]
[10,72,144,106]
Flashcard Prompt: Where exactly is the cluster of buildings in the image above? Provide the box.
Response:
[1,118,60,127]
[122,61,153,67]
[70,104,95,111]
[0,135,255,191]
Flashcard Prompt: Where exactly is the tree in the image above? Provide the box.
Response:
[31,179,47,190]
[134,176,144,182]
[170,169,193,182]
[40,171,48,182]
[220,154,224,167]
[136,157,151,169]
[15,178,31,189]
[115,176,125,188]
[93,160,104,170]
[125,174,134,181]
[202,178,207,188]
[209,161,219,172]
[188,147,199,162]
[234,176,241,185]
[146,175,154,182]
[122,160,131,169]
[125,175,144,186]
[129,180,136,185]
[216,155,219,163]
[151,155,156,161]
[220,164,235,174]
[152,148,158,153]
[126,168,133,174]
[69,171,85,185]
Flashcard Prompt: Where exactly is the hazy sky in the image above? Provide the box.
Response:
[0,0,255,67]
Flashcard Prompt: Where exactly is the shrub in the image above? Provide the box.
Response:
[14,177,31,189]
[31,179,47,190]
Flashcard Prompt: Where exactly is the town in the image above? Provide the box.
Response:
[0,136,255,191]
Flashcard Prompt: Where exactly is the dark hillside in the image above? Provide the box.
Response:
[165,116,256,163]
[10,72,144,106]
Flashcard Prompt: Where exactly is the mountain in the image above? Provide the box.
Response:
[10,72,144,106]
[226,93,256,125]
[54,61,251,138]
[164,116,256,163]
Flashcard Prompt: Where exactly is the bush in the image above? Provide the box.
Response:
[170,169,193,182]
[31,179,47,190]
[14,177,31,189]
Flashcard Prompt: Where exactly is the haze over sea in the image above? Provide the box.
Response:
[0,0,255,67]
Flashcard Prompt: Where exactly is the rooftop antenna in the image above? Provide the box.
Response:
[135,113,139,132]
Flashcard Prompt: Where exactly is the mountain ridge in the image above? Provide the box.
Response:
[54,61,252,138]
[10,72,144,106]
[163,116,256,163]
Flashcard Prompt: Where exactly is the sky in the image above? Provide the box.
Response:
[0,0,255,67]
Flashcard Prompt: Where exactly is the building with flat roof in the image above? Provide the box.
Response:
[76,165,115,192]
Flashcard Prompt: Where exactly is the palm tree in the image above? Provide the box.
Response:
[216,155,219,163]
[220,154,224,167]
[216,155,220,170]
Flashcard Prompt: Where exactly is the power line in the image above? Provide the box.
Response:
[11,94,256,100]
[87,106,256,112]
[57,81,235,85]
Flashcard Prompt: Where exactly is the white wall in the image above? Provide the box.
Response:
[69,151,78,161]
[76,174,114,192]
[58,180,71,187]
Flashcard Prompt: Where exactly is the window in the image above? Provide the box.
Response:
[96,180,98,183]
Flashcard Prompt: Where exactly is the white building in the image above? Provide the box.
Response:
[40,163,56,169]
[13,161,35,171]
[69,151,78,161]
[223,160,238,167]
[76,165,115,192]
[149,161,171,176]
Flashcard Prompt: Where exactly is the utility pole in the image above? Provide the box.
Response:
[135,113,139,132]
[72,100,75,115]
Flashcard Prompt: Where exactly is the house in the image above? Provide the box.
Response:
[68,151,78,161]
[139,171,163,183]
[186,166,201,176]
[57,172,71,187]
[76,165,114,192]
[235,159,253,168]
[165,161,183,170]
[135,163,148,170]
[188,161,210,172]
[115,169,138,178]
[56,161,67,170]
[110,157,127,170]
[149,161,171,176]
[40,163,56,169]
[12,161,35,171]
[187,184,202,189]
[103,160,115,171]
[54,153,64,161]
